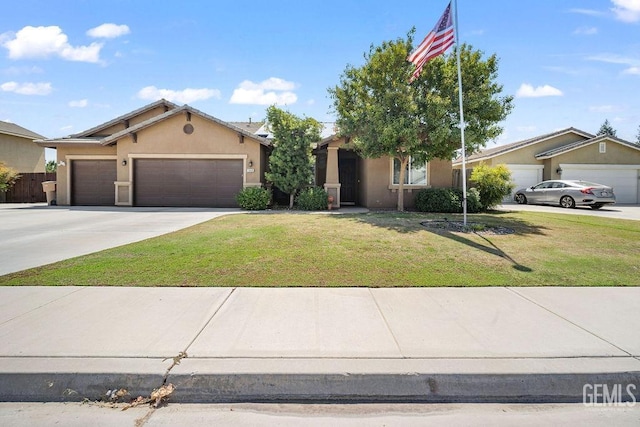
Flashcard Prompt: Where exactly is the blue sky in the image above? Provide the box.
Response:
[1,0,639,161]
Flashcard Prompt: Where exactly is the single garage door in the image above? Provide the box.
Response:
[561,166,639,204]
[134,159,243,207]
[71,160,117,206]
[504,165,543,202]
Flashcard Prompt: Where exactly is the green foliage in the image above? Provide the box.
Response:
[296,186,328,211]
[635,125,640,146]
[597,119,617,137]
[415,187,481,213]
[45,160,57,173]
[264,106,322,208]
[329,29,513,211]
[0,162,20,192]
[235,187,271,210]
[470,164,515,210]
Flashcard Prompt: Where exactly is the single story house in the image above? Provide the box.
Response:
[37,100,454,209]
[453,127,640,204]
[36,100,270,207]
[0,120,46,173]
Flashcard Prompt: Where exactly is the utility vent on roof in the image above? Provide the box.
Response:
[183,124,194,135]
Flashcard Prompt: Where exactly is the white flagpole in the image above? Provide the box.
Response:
[452,0,467,225]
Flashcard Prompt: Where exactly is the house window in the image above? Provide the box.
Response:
[599,142,606,153]
[393,157,427,185]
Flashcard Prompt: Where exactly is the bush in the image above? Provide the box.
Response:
[470,164,515,210]
[235,187,271,210]
[0,162,20,193]
[296,186,328,211]
[415,187,481,213]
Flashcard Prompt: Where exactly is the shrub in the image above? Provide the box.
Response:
[470,164,515,210]
[296,186,328,211]
[0,162,20,193]
[235,187,271,210]
[415,187,481,213]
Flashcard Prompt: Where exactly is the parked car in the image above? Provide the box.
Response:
[513,180,616,209]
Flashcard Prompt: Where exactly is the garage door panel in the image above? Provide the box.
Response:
[134,159,243,207]
[562,167,638,203]
[504,165,543,202]
[72,160,116,206]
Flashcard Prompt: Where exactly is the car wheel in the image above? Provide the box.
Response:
[591,203,604,210]
[514,193,527,204]
[560,195,575,209]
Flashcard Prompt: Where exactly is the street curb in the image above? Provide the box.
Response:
[2,370,638,404]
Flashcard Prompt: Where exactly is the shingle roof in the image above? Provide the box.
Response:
[453,127,594,165]
[535,134,640,159]
[228,121,265,135]
[71,99,179,138]
[0,120,45,140]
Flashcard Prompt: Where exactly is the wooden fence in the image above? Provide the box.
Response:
[2,172,57,203]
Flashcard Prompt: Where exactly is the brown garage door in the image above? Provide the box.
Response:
[71,160,117,206]
[134,159,243,207]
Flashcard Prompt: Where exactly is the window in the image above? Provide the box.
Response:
[599,142,606,153]
[393,157,427,185]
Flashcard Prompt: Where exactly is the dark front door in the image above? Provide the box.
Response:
[338,155,358,205]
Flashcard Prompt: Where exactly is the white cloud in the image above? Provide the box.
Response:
[230,77,298,105]
[69,99,88,108]
[137,86,221,104]
[573,26,598,35]
[515,83,563,98]
[516,125,537,133]
[1,81,52,95]
[623,66,640,74]
[1,26,102,63]
[611,0,640,22]
[569,8,606,17]
[589,105,617,113]
[87,23,130,39]
[2,65,44,75]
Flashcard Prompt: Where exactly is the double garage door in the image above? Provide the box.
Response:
[71,159,243,207]
[134,159,243,207]
[561,165,639,204]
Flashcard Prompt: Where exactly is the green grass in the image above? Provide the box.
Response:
[1,211,639,286]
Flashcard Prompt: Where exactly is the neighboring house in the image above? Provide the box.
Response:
[0,120,46,172]
[453,128,640,204]
[36,100,270,207]
[36,100,454,209]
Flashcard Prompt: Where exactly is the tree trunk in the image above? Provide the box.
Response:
[397,157,409,212]
[289,192,295,209]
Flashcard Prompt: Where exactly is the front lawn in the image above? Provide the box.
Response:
[1,211,638,286]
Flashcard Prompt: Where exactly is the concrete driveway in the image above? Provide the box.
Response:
[0,204,241,276]
[498,203,640,221]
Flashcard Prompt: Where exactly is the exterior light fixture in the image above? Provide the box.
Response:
[248,160,253,167]
[556,167,562,175]
[122,159,128,166]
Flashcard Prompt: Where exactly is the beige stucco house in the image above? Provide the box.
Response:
[36,100,454,209]
[453,128,640,204]
[37,100,269,207]
[315,135,452,208]
[0,120,46,173]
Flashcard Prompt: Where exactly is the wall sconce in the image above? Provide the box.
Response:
[556,167,562,175]
[122,159,128,166]
[248,160,253,167]
[57,161,66,167]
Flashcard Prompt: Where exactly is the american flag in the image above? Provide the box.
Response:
[408,2,455,81]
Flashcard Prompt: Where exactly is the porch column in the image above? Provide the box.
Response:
[323,146,341,208]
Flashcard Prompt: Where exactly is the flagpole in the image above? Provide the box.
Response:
[452,0,467,225]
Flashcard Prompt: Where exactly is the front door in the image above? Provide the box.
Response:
[338,155,358,205]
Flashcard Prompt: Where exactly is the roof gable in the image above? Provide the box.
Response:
[535,134,640,159]
[71,99,178,138]
[453,127,594,165]
[0,120,45,140]
[101,105,271,146]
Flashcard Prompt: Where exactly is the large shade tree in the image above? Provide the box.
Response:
[329,30,514,211]
[264,106,322,208]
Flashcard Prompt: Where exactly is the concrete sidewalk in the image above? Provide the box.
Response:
[0,286,638,404]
